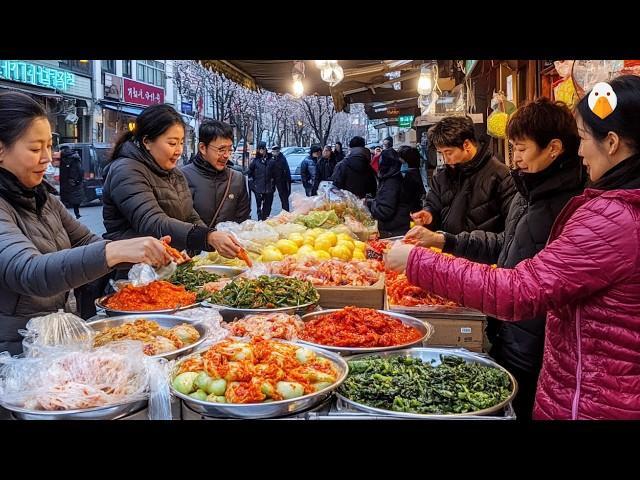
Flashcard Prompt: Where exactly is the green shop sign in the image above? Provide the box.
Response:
[0,60,76,91]
[398,115,414,128]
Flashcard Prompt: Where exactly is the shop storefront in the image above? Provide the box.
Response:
[0,60,93,143]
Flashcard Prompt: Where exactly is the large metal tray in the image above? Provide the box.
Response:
[192,265,247,278]
[87,314,207,360]
[298,309,434,356]
[336,347,517,418]
[172,340,348,419]
[95,293,200,317]
[202,300,318,322]
[0,398,148,420]
[387,303,486,320]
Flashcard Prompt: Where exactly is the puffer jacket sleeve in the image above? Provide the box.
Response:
[406,198,638,321]
[233,172,251,223]
[442,229,504,265]
[330,161,345,190]
[369,178,398,221]
[0,204,110,297]
[108,162,198,247]
[498,172,517,222]
[423,172,443,229]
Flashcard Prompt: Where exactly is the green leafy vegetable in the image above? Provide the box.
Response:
[209,275,319,309]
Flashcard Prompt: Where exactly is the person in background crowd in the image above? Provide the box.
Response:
[102,104,241,258]
[271,145,292,211]
[397,145,427,214]
[386,75,640,419]
[248,141,276,220]
[411,115,516,235]
[371,145,382,174]
[330,135,377,199]
[367,148,413,238]
[314,145,337,194]
[0,92,172,354]
[59,145,84,219]
[404,98,587,420]
[181,120,250,228]
[333,141,345,163]
[300,144,321,196]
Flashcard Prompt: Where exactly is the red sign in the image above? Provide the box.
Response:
[123,78,164,106]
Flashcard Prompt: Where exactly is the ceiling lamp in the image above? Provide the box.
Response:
[320,62,344,87]
[292,60,305,98]
[417,63,436,96]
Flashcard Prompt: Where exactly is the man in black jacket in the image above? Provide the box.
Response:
[330,136,377,199]
[412,116,516,235]
[181,120,250,228]
[248,141,276,220]
[271,145,292,211]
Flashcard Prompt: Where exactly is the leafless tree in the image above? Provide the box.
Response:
[299,95,337,146]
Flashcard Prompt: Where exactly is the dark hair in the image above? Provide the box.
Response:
[576,74,640,153]
[335,141,343,151]
[383,136,393,147]
[0,92,48,149]
[111,104,184,161]
[349,136,365,148]
[428,115,476,149]
[257,141,267,150]
[507,97,579,156]
[310,144,322,154]
[199,120,234,146]
[398,145,421,168]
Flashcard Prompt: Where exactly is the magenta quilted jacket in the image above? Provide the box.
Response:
[406,188,640,419]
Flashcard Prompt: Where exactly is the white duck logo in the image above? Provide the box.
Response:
[588,82,617,119]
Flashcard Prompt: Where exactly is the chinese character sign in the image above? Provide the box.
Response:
[123,78,164,106]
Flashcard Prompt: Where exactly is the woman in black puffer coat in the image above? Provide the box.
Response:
[59,146,84,218]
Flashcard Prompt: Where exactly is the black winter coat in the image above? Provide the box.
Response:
[442,153,586,373]
[181,153,251,227]
[59,150,84,206]
[314,155,337,193]
[102,141,210,253]
[403,168,426,214]
[248,154,276,194]
[330,147,377,199]
[300,155,317,193]
[425,140,516,234]
[272,152,292,190]
[367,158,412,237]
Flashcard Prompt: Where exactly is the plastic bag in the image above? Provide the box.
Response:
[0,341,165,414]
[128,262,177,287]
[216,220,279,254]
[172,307,229,346]
[19,310,95,357]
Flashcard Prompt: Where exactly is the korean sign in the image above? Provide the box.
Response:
[123,78,164,106]
[0,60,76,91]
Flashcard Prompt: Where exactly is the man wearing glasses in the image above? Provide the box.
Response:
[181,120,251,228]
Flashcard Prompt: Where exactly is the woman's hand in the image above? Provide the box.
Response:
[208,231,241,258]
[105,237,172,268]
[384,242,416,273]
[405,226,445,249]
[410,210,433,227]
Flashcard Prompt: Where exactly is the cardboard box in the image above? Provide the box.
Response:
[422,317,485,352]
[315,276,385,309]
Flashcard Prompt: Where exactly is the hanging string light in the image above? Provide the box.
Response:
[292,60,305,98]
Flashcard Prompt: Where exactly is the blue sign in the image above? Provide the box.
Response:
[0,60,76,91]
[181,101,193,115]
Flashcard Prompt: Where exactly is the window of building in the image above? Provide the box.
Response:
[102,60,116,74]
[136,60,165,87]
[59,60,91,76]
[122,60,132,78]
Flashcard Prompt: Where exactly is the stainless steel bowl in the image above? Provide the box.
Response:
[0,398,148,420]
[172,341,348,419]
[95,294,200,317]
[87,314,207,360]
[336,347,518,418]
[298,309,434,356]
[202,300,319,322]
[192,265,247,278]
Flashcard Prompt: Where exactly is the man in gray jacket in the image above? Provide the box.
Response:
[182,120,250,228]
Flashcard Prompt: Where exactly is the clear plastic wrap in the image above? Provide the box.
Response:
[0,341,171,418]
[216,220,279,254]
[20,310,95,357]
[172,307,230,347]
[128,262,177,287]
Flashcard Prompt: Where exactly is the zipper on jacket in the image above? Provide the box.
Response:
[571,306,582,419]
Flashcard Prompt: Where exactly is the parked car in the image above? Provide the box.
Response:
[284,151,309,182]
[280,146,307,157]
[58,142,113,204]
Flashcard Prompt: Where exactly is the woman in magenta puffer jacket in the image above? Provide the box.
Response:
[386,75,640,420]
